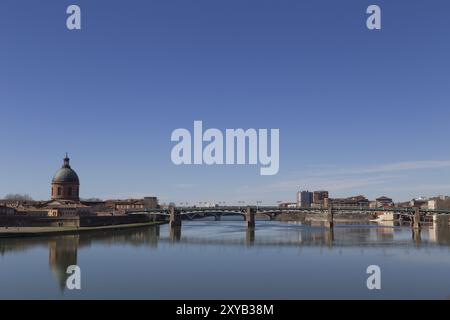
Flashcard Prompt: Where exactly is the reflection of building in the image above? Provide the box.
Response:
[48,235,79,291]
[376,220,395,240]
[51,154,80,201]
[297,191,313,208]
[246,228,255,246]
[429,219,450,245]
[169,226,182,242]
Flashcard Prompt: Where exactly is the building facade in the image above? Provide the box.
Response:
[297,191,313,208]
[0,205,16,215]
[279,202,297,208]
[410,198,428,208]
[313,191,329,204]
[325,195,370,208]
[428,197,450,210]
[106,197,159,213]
[51,154,80,201]
[375,196,394,208]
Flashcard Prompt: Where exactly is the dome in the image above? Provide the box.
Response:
[52,154,79,184]
[52,167,79,184]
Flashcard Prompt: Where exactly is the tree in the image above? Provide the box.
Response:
[3,194,33,201]
[81,198,103,202]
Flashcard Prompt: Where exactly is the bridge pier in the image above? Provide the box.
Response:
[412,207,421,229]
[215,215,221,221]
[169,206,182,228]
[325,206,334,228]
[246,207,256,228]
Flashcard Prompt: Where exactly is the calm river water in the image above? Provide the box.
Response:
[1,219,450,299]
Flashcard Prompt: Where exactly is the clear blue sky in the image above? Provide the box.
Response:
[1,0,450,204]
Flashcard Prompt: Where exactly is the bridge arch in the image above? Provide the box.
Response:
[181,210,246,220]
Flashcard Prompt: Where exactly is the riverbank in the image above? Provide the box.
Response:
[0,221,166,238]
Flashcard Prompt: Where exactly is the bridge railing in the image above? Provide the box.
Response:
[125,206,450,216]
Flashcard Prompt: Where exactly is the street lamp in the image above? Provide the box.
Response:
[256,201,262,211]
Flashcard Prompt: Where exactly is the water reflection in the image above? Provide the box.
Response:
[412,229,422,247]
[376,221,395,240]
[49,235,79,291]
[0,226,161,292]
[1,220,450,298]
[430,220,450,246]
[245,228,255,246]
[169,226,181,243]
[2,221,450,255]
[326,228,334,248]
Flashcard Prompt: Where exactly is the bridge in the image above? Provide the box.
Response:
[126,206,450,230]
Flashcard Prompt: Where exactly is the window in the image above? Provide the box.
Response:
[57,187,61,196]
[68,187,72,196]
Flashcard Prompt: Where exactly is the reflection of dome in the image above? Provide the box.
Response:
[51,154,80,201]
[49,236,79,292]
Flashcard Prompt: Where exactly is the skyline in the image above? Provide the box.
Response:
[3,154,450,204]
[1,0,450,203]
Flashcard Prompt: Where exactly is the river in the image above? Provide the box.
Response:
[1,219,450,299]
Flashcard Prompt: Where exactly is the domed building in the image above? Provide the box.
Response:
[51,154,80,201]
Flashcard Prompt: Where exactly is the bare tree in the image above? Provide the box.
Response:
[81,198,103,202]
[3,194,34,201]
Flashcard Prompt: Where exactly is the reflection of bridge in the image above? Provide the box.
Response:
[126,206,450,230]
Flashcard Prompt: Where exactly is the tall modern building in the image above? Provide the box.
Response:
[297,191,313,208]
[51,154,80,201]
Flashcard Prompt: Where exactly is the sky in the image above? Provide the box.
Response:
[1,0,450,205]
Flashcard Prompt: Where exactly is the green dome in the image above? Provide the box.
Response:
[52,167,79,183]
[52,155,79,184]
